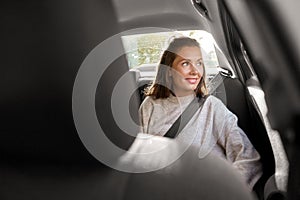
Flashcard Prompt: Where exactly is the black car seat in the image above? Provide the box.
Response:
[0,1,256,200]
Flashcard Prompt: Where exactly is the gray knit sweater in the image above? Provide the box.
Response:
[139,94,263,189]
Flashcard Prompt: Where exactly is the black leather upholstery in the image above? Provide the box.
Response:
[0,0,124,164]
[264,175,286,200]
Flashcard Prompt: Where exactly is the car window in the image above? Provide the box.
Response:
[121,30,220,82]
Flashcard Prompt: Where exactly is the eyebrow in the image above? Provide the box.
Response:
[180,58,203,62]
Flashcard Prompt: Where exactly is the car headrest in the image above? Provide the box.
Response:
[0,0,138,164]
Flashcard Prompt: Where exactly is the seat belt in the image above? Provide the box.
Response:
[164,95,208,138]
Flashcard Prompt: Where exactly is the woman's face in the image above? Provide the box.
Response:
[171,46,203,97]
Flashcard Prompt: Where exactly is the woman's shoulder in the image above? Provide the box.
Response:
[140,96,154,107]
[205,95,227,110]
[142,95,176,104]
[140,95,179,110]
[206,95,222,104]
[140,96,164,108]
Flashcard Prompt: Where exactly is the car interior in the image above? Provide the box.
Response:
[1,0,299,200]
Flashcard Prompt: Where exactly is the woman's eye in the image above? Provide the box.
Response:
[182,62,189,67]
[196,62,202,67]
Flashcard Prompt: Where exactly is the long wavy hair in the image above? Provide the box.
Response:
[145,37,207,99]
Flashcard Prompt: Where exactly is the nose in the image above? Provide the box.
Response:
[190,64,200,75]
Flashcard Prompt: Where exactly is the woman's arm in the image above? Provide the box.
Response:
[213,98,263,189]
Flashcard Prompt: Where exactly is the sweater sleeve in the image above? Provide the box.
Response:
[213,98,263,189]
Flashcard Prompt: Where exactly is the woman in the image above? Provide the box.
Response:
[139,37,262,189]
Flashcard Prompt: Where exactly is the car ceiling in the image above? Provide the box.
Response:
[113,0,206,29]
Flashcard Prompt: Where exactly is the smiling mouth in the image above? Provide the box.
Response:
[185,78,198,84]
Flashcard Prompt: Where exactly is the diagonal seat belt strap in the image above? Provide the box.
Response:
[164,95,208,138]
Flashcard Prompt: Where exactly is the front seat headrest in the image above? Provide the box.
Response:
[0,0,138,164]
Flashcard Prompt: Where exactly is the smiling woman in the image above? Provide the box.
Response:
[171,45,204,97]
[139,36,263,189]
[123,29,221,103]
[145,37,206,98]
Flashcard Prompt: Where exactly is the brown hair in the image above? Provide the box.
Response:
[145,37,207,99]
